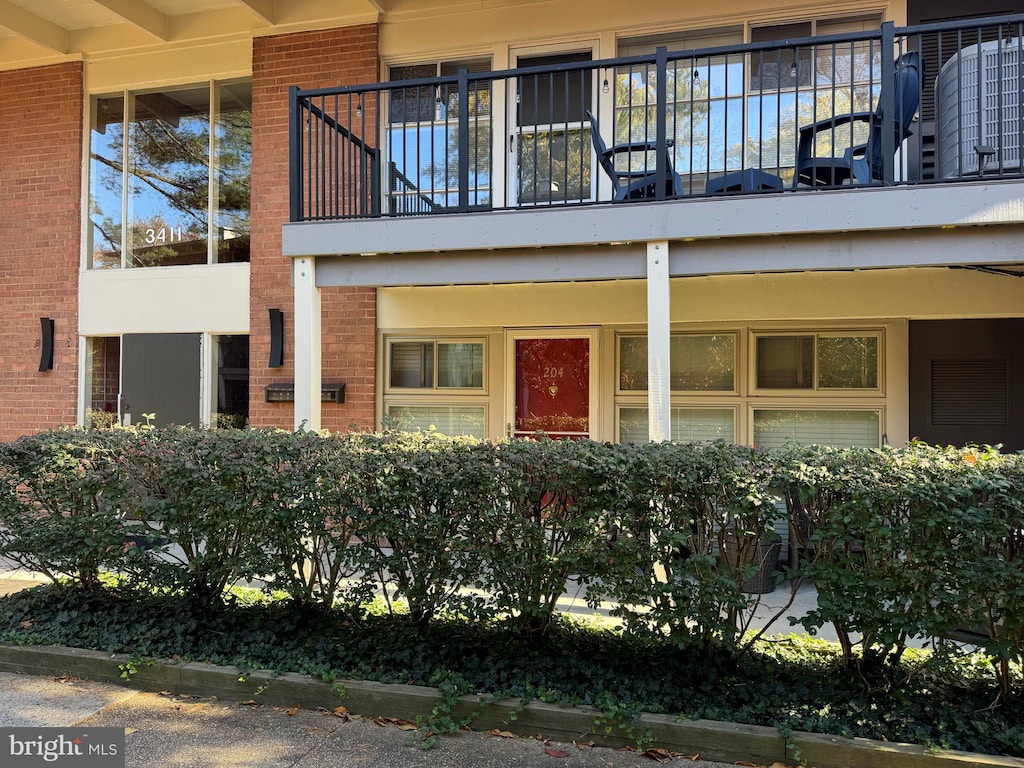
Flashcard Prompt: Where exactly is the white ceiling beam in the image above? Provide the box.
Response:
[234,0,275,24]
[89,0,169,41]
[0,0,67,52]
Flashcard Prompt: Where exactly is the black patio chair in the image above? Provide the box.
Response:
[794,51,921,187]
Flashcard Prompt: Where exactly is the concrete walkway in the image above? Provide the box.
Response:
[0,671,741,768]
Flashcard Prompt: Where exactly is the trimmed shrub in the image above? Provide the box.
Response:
[0,428,133,590]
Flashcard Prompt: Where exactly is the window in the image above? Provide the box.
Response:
[618,333,736,391]
[616,28,745,190]
[384,337,487,438]
[387,58,491,212]
[89,80,252,269]
[388,340,484,390]
[753,409,881,448]
[754,332,880,391]
[614,325,885,448]
[85,337,120,429]
[619,406,736,444]
[212,335,250,429]
[385,405,487,438]
[746,15,883,176]
[84,334,249,429]
[516,51,593,204]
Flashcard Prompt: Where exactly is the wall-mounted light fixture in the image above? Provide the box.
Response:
[269,308,284,368]
[39,317,54,372]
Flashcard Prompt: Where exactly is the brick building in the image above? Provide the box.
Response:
[2,1,1024,450]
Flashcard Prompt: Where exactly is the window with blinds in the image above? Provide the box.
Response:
[619,407,736,444]
[385,405,487,438]
[384,337,488,439]
[753,409,881,448]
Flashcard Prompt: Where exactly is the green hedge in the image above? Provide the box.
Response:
[0,427,1020,698]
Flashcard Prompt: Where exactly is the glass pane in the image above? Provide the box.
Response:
[437,343,484,388]
[390,342,434,388]
[387,121,491,211]
[618,335,735,391]
[672,335,735,390]
[518,127,590,202]
[213,335,249,429]
[214,82,251,264]
[619,337,648,391]
[619,407,735,444]
[818,336,879,388]
[85,337,120,428]
[746,92,801,170]
[517,53,592,126]
[754,409,879,448]
[757,336,814,389]
[672,97,743,174]
[388,63,437,123]
[387,405,486,438]
[127,86,211,267]
[89,95,125,269]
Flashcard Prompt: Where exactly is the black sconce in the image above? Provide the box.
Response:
[268,308,284,368]
[39,318,54,372]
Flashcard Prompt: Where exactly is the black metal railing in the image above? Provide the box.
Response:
[289,14,1024,222]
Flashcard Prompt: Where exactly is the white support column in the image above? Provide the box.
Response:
[647,240,672,443]
[293,257,322,431]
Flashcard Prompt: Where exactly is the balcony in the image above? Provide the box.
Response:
[289,15,1024,226]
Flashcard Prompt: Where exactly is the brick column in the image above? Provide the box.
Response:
[0,63,83,440]
[250,25,380,433]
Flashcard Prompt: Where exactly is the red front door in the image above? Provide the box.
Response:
[513,337,590,439]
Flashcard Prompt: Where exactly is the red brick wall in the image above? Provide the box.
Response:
[250,25,379,432]
[0,63,83,440]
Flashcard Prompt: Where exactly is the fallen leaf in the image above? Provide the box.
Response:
[286,706,300,716]
[575,740,595,749]
[734,762,762,767]
[237,700,261,708]
[20,620,33,628]
[768,763,795,768]
[397,723,418,731]
[124,728,138,735]
[641,747,675,762]
[685,755,702,762]
[489,729,516,739]
[157,691,172,697]
[544,748,570,758]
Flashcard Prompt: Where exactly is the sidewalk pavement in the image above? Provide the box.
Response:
[0,671,743,768]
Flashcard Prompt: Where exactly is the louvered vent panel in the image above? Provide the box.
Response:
[931,359,1008,425]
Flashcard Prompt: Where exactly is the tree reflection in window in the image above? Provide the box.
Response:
[89,81,251,269]
[619,334,736,391]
